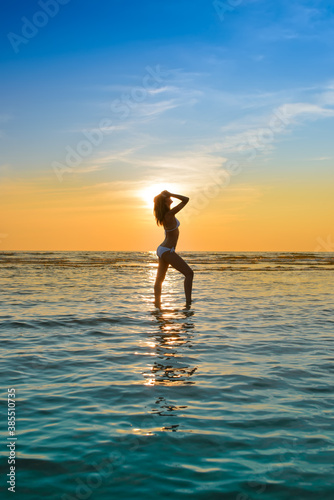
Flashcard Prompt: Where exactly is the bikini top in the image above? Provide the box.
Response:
[164,217,180,233]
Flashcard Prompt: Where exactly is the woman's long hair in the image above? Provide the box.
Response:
[153,194,168,226]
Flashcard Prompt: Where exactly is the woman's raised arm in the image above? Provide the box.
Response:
[164,192,189,215]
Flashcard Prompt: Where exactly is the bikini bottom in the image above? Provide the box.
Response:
[156,245,175,259]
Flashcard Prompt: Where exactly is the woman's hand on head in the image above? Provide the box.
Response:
[161,190,171,197]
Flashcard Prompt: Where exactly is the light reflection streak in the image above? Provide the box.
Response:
[138,298,198,432]
[133,263,199,432]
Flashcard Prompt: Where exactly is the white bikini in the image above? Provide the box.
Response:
[156,218,180,259]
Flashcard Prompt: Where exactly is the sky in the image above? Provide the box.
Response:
[1,0,333,251]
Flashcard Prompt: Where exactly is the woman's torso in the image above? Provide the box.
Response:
[160,216,180,248]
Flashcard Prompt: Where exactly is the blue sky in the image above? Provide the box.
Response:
[1,0,334,250]
[1,1,334,167]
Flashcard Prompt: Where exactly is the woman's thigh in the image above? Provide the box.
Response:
[156,257,169,281]
[162,251,192,276]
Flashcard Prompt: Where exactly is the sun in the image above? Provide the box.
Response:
[139,183,181,208]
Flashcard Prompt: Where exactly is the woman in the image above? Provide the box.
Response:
[153,190,194,309]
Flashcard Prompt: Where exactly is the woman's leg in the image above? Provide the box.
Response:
[154,257,169,307]
[162,251,194,305]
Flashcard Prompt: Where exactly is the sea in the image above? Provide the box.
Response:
[1,251,333,500]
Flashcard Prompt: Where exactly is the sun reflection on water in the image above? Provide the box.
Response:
[133,259,198,432]
[142,307,196,388]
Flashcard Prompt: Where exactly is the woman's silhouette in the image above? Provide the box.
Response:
[153,190,194,309]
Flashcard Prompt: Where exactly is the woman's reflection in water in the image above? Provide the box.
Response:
[142,308,197,432]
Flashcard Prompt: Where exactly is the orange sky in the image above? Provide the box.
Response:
[1,172,333,252]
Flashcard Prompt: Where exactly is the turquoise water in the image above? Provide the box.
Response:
[1,251,334,500]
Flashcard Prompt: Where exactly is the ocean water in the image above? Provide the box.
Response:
[1,251,334,500]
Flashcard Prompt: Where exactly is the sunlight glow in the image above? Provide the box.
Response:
[139,183,181,208]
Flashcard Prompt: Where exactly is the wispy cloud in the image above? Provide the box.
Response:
[69,75,334,196]
[307,156,332,161]
[133,98,180,119]
[258,2,328,42]
[197,82,334,156]
[94,84,179,95]
[279,102,334,120]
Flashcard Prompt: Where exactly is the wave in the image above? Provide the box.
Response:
[0,251,333,270]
